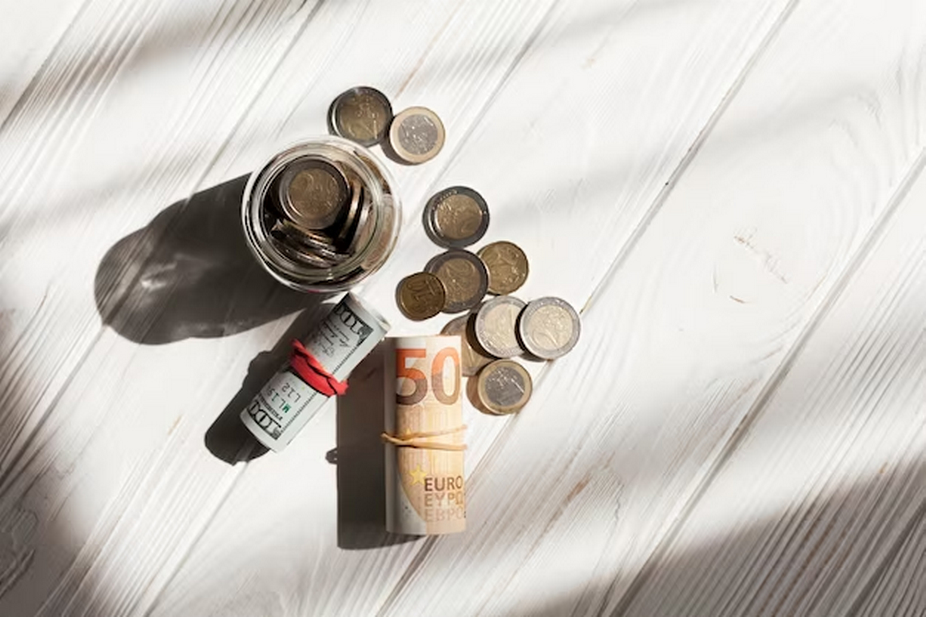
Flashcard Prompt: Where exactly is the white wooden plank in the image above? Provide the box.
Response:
[0,0,328,612]
[145,0,812,615]
[619,157,926,616]
[856,506,926,617]
[370,0,926,615]
[0,1,579,615]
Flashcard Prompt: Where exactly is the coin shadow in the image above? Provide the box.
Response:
[94,174,313,345]
[204,298,335,464]
[335,343,420,550]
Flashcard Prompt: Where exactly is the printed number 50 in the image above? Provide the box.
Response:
[396,348,461,406]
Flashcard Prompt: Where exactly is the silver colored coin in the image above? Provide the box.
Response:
[425,249,489,313]
[476,359,532,415]
[423,186,490,248]
[277,158,350,230]
[474,295,526,358]
[441,313,494,377]
[329,86,393,147]
[518,297,581,360]
[389,106,445,164]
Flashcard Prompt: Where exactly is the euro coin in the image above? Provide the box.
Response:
[478,241,529,295]
[518,297,581,360]
[277,157,349,230]
[396,272,446,321]
[423,187,489,248]
[329,86,393,147]
[389,106,445,164]
[425,249,489,313]
[476,359,532,415]
[441,314,494,377]
[474,295,526,358]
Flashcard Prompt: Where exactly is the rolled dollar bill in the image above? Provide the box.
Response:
[384,335,466,535]
[240,293,389,452]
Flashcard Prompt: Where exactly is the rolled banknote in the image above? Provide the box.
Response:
[384,335,466,535]
[240,293,389,452]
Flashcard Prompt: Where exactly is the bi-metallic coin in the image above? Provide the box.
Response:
[396,272,447,321]
[474,295,526,358]
[476,359,533,415]
[441,314,494,377]
[389,106,445,164]
[423,187,490,248]
[478,241,529,295]
[425,249,489,313]
[518,297,581,360]
[328,86,393,147]
[277,158,350,230]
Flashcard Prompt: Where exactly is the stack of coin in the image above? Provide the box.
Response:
[262,153,374,271]
[329,86,445,165]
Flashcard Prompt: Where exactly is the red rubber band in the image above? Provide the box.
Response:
[289,340,348,397]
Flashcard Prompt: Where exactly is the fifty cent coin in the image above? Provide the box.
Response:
[425,249,489,313]
[328,86,393,147]
[423,187,490,248]
[478,241,529,295]
[277,158,349,230]
[396,272,446,321]
[441,314,494,377]
[476,359,532,415]
[474,295,526,358]
[518,297,581,360]
[389,106,445,164]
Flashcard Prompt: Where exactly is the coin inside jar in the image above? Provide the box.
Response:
[518,297,581,360]
[277,158,350,230]
[423,187,490,248]
[476,359,532,415]
[329,86,393,147]
[396,272,447,321]
[425,249,489,313]
[474,295,526,358]
[478,241,529,295]
[389,106,445,164]
[441,314,494,377]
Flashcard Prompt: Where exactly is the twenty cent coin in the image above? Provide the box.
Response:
[518,297,581,360]
[478,241,529,295]
[396,272,446,321]
[423,186,490,248]
[474,295,526,358]
[329,86,393,147]
[277,158,349,230]
[476,359,533,415]
[425,249,489,313]
[441,314,494,377]
[389,106,445,164]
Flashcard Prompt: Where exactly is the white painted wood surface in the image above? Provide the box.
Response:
[0,0,923,615]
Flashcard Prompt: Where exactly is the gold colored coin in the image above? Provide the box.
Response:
[425,250,489,313]
[423,187,490,248]
[478,241,529,295]
[278,158,349,230]
[329,87,393,147]
[396,272,446,321]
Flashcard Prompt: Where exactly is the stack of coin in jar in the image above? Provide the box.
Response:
[395,186,581,416]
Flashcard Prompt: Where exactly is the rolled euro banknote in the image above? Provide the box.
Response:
[241,293,389,452]
[384,335,466,535]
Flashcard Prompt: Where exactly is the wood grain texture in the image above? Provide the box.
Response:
[619,155,926,616]
[856,505,926,617]
[373,0,926,615]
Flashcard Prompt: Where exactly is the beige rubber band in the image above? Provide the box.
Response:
[381,425,468,451]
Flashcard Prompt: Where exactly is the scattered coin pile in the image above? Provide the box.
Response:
[329,86,445,164]
[396,187,581,416]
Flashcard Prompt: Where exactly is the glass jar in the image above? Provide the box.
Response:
[241,136,401,292]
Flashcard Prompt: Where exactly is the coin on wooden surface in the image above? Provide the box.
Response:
[277,158,349,230]
[518,296,581,360]
[425,249,489,313]
[423,187,490,248]
[474,295,526,358]
[396,272,447,321]
[476,359,532,415]
[477,241,529,295]
[441,314,494,377]
[389,106,445,164]
[328,87,393,147]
